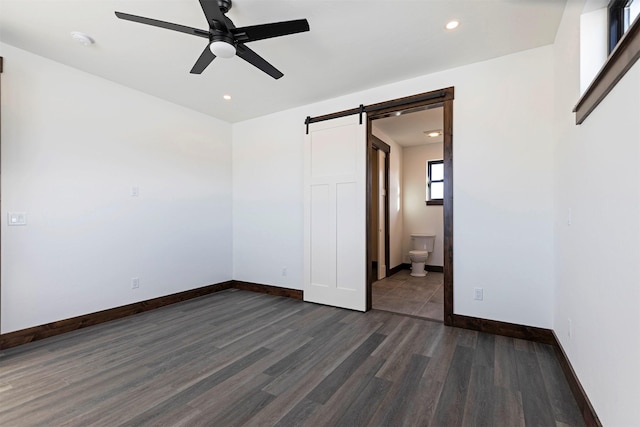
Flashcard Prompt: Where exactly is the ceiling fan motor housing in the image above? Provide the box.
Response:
[218,0,232,13]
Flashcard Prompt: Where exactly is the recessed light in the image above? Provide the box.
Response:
[395,112,402,116]
[223,94,232,100]
[445,20,460,30]
[424,130,442,138]
[70,31,94,46]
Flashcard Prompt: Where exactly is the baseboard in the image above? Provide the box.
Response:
[451,314,556,345]
[0,280,305,351]
[232,281,303,300]
[451,314,600,426]
[389,263,444,275]
[0,281,233,350]
[550,332,602,427]
[388,264,408,276]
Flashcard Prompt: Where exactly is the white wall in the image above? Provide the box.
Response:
[371,126,404,269]
[0,44,233,333]
[402,143,444,266]
[553,2,640,425]
[233,44,555,328]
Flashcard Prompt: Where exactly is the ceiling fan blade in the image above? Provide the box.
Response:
[232,19,309,43]
[115,12,209,38]
[190,45,217,74]
[236,44,283,79]
[199,0,228,31]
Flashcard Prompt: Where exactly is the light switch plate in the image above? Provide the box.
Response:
[8,212,27,226]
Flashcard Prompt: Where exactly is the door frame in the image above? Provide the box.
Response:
[369,136,390,285]
[365,87,454,325]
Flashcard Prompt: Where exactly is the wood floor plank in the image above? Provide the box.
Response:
[0,290,586,427]
[474,331,495,368]
[375,321,424,381]
[370,353,431,426]
[305,332,386,404]
[493,386,526,427]
[461,365,495,427]
[263,321,347,377]
[334,376,390,426]
[534,342,586,427]
[260,314,383,397]
[302,353,386,427]
[118,347,272,426]
[431,344,474,426]
[198,380,276,426]
[422,326,461,385]
[494,335,520,390]
[515,348,557,427]
[272,398,321,427]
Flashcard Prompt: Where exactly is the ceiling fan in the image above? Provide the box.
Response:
[115,0,310,79]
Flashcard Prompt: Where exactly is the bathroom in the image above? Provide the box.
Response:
[371,105,445,321]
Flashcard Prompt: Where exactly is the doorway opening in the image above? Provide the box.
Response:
[366,88,454,325]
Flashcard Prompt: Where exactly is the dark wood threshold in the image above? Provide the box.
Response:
[574,14,640,124]
[426,200,443,206]
[0,280,305,350]
[232,281,303,300]
[551,332,602,427]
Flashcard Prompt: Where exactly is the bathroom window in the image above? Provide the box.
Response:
[426,160,444,206]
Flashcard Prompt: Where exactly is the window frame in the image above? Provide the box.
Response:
[609,0,628,53]
[574,0,640,124]
[426,159,444,206]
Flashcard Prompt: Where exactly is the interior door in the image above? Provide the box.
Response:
[304,114,367,311]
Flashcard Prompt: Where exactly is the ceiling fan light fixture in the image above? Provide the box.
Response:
[209,41,236,58]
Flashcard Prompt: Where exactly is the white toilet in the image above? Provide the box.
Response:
[409,234,436,277]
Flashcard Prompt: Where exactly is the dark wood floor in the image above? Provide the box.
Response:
[0,289,584,426]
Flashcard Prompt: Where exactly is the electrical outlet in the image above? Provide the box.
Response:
[131,186,139,197]
[131,277,140,289]
[474,287,483,301]
[568,318,572,339]
[282,267,287,277]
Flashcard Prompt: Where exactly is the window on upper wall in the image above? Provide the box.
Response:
[426,160,443,206]
[609,0,640,53]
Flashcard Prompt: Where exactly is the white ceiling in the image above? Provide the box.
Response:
[0,0,567,123]
[373,106,444,147]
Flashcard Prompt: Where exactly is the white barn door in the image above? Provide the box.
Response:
[304,114,367,311]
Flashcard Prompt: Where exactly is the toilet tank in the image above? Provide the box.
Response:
[411,234,435,251]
